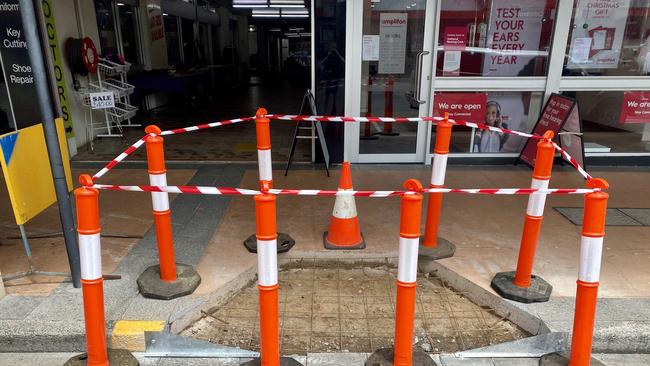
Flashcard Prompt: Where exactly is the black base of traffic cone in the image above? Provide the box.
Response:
[241,357,304,366]
[244,232,295,253]
[137,263,201,300]
[65,349,139,366]
[539,352,605,366]
[491,271,552,303]
[365,347,438,366]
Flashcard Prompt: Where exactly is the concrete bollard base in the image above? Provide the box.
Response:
[137,263,201,300]
[64,348,139,366]
[244,232,295,253]
[365,347,438,366]
[491,271,552,303]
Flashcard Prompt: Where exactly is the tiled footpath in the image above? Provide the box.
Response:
[0,164,246,352]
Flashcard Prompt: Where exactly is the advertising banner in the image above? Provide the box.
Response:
[619,91,650,123]
[378,13,407,74]
[41,0,74,138]
[0,119,72,225]
[443,27,467,76]
[567,0,630,69]
[433,93,486,122]
[482,0,544,76]
[519,94,580,168]
[0,0,41,130]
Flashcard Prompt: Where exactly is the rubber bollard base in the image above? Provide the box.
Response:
[378,132,400,136]
[364,347,439,366]
[491,271,552,303]
[418,237,456,260]
[360,135,380,140]
[137,263,201,300]
[323,231,366,250]
[240,357,304,366]
[244,232,295,253]
[64,349,139,366]
[538,352,606,366]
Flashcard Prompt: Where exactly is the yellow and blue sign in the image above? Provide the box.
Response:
[0,118,72,225]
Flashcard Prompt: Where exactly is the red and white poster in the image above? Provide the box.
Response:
[619,91,650,124]
[433,93,486,122]
[443,27,467,76]
[482,0,545,76]
[567,0,630,69]
[519,95,574,167]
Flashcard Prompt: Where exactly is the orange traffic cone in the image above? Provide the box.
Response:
[324,162,365,250]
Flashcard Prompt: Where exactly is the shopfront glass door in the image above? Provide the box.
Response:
[353,0,434,162]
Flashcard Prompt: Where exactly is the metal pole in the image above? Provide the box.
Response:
[19,0,81,288]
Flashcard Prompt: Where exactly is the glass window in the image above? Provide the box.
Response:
[432,91,544,153]
[436,0,557,77]
[164,14,182,67]
[117,4,140,66]
[564,1,650,76]
[563,91,650,153]
[94,0,119,58]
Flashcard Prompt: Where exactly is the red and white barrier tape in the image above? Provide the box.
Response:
[159,117,254,136]
[89,184,599,196]
[92,134,151,181]
[552,141,592,180]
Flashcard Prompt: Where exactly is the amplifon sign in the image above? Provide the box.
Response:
[433,93,486,122]
[619,92,650,124]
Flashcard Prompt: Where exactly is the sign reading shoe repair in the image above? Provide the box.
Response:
[0,0,41,130]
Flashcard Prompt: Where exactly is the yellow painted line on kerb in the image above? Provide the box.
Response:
[111,320,166,352]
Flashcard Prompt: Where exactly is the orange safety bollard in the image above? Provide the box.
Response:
[361,76,378,140]
[240,182,303,366]
[65,175,138,366]
[244,108,295,254]
[491,130,555,303]
[136,125,201,300]
[539,178,609,366]
[420,112,456,261]
[365,179,438,366]
[380,76,399,136]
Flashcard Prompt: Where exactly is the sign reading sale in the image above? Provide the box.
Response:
[433,93,486,122]
[619,92,650,124]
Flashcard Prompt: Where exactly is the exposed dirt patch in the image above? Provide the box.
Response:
[183,261,529,355]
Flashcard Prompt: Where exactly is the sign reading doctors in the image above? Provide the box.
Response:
[0,0,41,130]
[90,92,115,109]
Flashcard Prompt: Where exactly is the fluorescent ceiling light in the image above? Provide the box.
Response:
[252,8,280,17]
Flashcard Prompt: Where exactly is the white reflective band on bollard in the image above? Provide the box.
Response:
[149,173,170,212]
[258,149,273,182]
[79,233,102,280]
[332,188,357,219]
[431,154,448,186]
[257,239,278,286]
[397,237,419,283]
[579,236,603,283]
[526,178,549,217]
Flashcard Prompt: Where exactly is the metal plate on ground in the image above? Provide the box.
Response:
[455,332,568,358]
[144,331,259,358]
[554,207,645,226]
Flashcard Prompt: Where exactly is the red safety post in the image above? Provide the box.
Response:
[380,76,399,136]
[240,182,303,366]
[244,108,295,254]
[65,175,137,366]
[361,76,378,140]
[420,112,455,261]
[137,125,201,300]
[492,130,555,303]
[539,178,609,366]
[365,179,438,366]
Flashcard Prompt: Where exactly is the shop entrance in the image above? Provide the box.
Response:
[76,0,312,163]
